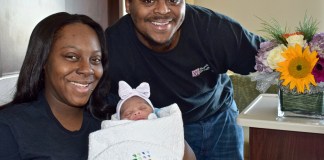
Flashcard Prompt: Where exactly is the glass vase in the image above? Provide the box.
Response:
[278,89,324,119]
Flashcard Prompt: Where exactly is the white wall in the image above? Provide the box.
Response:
[194,0,324,36]
[0,74,18,105]
[186,0,194,4]
[0,0,108,76]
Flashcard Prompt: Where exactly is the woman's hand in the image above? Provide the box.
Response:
[183,140,196,160]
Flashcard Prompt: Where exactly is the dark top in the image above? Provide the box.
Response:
[0,92,101,160]
[106,4,263,124]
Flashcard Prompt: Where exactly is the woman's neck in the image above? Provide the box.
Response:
[51,106,84,131]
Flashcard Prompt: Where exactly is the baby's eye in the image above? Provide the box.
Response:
[140,106,147,110]
[125,111,132,117]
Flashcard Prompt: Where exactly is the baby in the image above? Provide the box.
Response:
[116,81,157,120]
[88,81,185,160]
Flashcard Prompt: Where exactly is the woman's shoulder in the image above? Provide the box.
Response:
[0,102,35,123]
[0,102,29,113]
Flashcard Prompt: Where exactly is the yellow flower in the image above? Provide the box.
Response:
[276,44,318,93]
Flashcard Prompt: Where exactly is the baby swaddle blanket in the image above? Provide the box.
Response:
[88,103,184,160]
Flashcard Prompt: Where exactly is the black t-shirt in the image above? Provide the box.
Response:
[0,92,101,160]
[106,4,263,124]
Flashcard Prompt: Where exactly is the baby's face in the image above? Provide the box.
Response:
[120,96,153,120]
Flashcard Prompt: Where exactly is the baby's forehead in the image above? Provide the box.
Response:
[124,96,147,104]
[121,96,151,110]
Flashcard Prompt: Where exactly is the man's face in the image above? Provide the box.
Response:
[126,0,186,51]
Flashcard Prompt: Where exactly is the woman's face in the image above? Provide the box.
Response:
[44,23,103,108]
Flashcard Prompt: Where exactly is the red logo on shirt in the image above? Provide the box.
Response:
[192,64,210,77]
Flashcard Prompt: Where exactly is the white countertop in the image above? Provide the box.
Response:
[237,94,324,134]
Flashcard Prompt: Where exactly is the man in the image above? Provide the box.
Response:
[105,0,263,159]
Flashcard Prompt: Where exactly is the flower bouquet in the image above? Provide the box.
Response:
[251,15,324,118]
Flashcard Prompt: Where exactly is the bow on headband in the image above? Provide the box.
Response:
[118,81,150,100]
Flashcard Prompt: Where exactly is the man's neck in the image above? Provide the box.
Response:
[136,30,181,53]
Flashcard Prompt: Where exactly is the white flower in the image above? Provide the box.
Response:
[286,35,306,47]
[267,44,287,69]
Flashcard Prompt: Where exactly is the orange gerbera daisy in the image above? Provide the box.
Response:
[276,44,318,93]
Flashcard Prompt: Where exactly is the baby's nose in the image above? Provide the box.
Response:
[134,111,141,115]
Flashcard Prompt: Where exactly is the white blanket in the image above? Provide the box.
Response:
[88,103,184,160]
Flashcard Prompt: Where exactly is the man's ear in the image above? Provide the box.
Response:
[125,0,131,14]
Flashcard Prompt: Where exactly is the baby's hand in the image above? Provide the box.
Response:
[156,103,180,117]
[148,113,158,120]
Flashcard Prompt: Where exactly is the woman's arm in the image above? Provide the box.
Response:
[183,140,196,160]
[0,123,21,159]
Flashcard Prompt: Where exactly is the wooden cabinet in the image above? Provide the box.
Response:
[249,127,324,160]
[238,94,324,160]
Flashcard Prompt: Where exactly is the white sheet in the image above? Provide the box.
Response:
[88,103,184,160]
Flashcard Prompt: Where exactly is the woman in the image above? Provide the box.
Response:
[0,12,109,159]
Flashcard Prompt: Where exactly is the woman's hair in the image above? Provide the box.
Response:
[1,12,111,118]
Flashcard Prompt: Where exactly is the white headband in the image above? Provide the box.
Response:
[116,81,154,120]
